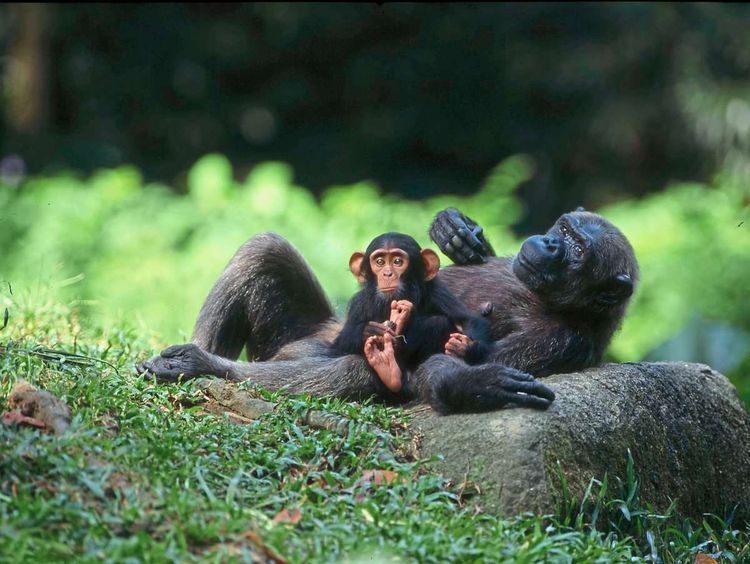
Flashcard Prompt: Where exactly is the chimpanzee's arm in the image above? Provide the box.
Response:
[410,355,555,414]
[402,315,456,362]
[485,326,597,377]
[331,318,368,356]
[454,314,492,364]
[429,208,496,265]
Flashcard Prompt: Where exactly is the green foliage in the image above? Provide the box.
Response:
[1,298,747,561]
[604,174,750,372]
[553,451,750,563]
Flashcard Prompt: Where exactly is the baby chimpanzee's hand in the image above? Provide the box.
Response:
[445,332,474,358]
[389,300,413,335]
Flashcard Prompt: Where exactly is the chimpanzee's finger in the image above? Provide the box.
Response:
[161,343,195,357]
[455,245,481,265]
[504,392,553,410]
[365,321,390,337]
[445,342,467,357]
[430,209,476,264]
[449,332,471,344]
[135,357,181,381]
[502,367,536,382]
[502,378,556,401]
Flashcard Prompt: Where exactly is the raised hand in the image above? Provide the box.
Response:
[389,299,413,335]
[428,208,496,265]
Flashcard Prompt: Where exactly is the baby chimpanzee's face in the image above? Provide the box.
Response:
[369,247,410,294]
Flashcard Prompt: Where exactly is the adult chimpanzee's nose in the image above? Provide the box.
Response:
[521,234,564,270]
[542,236,562,257]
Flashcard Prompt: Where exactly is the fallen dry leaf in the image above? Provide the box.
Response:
[694,554,718,564]
[359,470,399,487]
[272,507,302,525]
[243,530,288,563]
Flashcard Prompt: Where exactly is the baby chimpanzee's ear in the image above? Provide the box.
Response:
[421,249,440,281]
[349,252,366,283]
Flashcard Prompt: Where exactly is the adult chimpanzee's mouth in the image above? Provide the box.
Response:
[516,253,539,275]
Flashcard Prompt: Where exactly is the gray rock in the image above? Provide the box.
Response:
[411,362,750,520]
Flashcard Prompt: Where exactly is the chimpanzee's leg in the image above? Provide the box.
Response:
[137,232,387,398]
[137,341,389,402]
[191,233,334,361]
[409,355,556,414]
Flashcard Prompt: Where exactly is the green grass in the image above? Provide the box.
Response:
[1,295,748,562]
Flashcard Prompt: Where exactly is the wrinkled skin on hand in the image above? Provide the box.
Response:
[364,332,402,393]
[362,299,414,351]
[417,355,556,412]
[136,344,214,381]
[388,300,413,334]
[445,332,473,357]
[428,208,496,265]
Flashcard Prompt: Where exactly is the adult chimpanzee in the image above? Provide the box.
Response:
[137,208,638,414]
[332,232,490,393]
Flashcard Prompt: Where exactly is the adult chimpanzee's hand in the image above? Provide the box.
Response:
[429,208,496,265]
[136,343,215,381]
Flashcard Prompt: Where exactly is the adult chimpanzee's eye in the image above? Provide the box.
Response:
[560,225,568,235]
[573,245,583,257]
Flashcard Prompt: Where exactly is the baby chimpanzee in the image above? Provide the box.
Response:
[331,232,490,393]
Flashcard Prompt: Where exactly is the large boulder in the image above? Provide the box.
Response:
[412,362,750,520]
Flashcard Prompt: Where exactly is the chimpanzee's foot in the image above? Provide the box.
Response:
[363,334,402,393]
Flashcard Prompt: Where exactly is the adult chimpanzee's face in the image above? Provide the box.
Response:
[369,247,410,294]
[513,213,590,291]
[512,210,636,310]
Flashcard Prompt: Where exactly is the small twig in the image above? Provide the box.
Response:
[196,378,275,420]
[0,342,120,374]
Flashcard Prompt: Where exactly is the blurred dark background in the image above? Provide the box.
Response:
[3,3,748,232]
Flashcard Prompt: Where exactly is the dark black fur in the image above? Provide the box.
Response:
[435,210,638,377]
[331,232,490,369]
[138,209,637,414]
